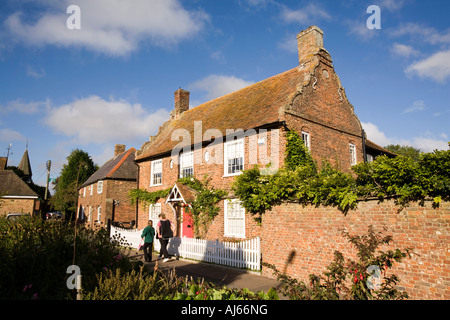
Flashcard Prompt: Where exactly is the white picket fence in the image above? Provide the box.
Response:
[110,225,261,271]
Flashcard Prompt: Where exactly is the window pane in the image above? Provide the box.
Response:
[225,139,244,175]
[180,152,194,178]
[349,144,356,165]
[151,160,163,185]
[225,200,245,237]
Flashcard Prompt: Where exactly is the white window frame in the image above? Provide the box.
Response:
[224,199,246,238]
[148,203,161,227]
[97,180,103,194]
[97,206,101,223]
[88,206,92,222]
[83,187,86,197]
[224,138,244,177]
[179,151,194,178]
[366,154,374,163]
[301,132,310,150]
[349,144,357,166]
[90,185,93,196]
[150,159,163,186]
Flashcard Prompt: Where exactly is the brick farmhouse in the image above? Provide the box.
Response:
[133,25,392,238]
[77,145,137,229]
[74,26,448,300]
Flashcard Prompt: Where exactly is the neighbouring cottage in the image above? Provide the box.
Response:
[0,152,40,217]
[77,145,137,229]
[133,26,392,239]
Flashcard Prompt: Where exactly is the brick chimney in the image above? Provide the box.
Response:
[297,25,324,65]
[114,144,126,157]
[174,88,190,117]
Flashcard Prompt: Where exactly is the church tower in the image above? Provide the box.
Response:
[18,147,32,183]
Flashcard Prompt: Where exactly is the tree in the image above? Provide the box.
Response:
[50,149,97,221]
[384,144,421,161]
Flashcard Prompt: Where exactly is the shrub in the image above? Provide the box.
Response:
[0,216,140,299]
[84,263,279,300]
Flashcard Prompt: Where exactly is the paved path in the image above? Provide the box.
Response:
[134,251,283,294]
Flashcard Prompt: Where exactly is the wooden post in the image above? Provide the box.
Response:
[76,275,82,300]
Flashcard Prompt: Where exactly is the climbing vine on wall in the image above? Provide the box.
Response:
[178,176,228,238]
[233,130,450,216]
[128,188,171,208]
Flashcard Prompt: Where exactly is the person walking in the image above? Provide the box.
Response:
[156,213,174,262]
[141,220,155,262]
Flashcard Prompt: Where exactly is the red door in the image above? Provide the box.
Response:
[182,206,194,238]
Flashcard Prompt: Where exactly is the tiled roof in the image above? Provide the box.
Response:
[0,170,38,198]
[365,139,397,157]
[136,67,308,161]
[80,148,137,188]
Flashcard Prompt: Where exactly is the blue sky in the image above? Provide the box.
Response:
[1,0,449,189]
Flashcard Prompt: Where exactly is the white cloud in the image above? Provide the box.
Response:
[4,0,209,56]
[362,122,448,153]
[403,100,426,114]
[278,33,297,53]
[380,0,405,11]
[44,95,170,144]
[0,128,27,142]
[345,19,378,41]
[391,43,419,58]
[391,23,450,45]
[362,122,394,147]
[280,3,331,24]
[189,74,255,103]
[0,98,50,114]
[26,65,46,78]
[406,50,450,83]
[413,137,449,153]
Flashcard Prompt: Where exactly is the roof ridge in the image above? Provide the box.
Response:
[106,148,135,178]
[184,67,299,114]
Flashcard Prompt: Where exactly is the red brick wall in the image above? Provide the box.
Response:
[283,54,364,172]
[261,200,450,300]
[136,128,281,235]
[107,180,137,223]
[78,179,136,228]
[0,198,36,216]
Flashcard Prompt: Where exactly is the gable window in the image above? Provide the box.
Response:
[150,159,163,186]
[224,199,246,238]
[349,144,357,166]
[97,180,103,194]
[301,132,310,150]
[224,138,244,176]
[148,203,161,227]
[179,151,194,178]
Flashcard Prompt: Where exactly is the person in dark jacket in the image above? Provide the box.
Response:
[141,220,155,262]
[156,213,174,262]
